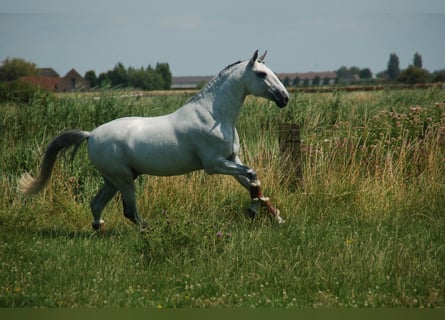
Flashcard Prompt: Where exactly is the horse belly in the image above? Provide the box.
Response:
[129,145,203,176]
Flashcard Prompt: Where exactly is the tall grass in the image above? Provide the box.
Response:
[1,89,445,307]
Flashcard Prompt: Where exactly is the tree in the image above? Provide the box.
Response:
[155,63,172,90]
[432,70,445,83]
[108,62,128,87]
[336,66,361,83]
[84,70,98,88]
[398,66,429,84]
[359,68,373,80]
[0,57,37,82]
[97,62,172,90]
[312,75,321,86]
[413,52,422,69]
[336,66,349,80]
[282,76,290,87]
[387,53,400,81]
[322,77,331,85]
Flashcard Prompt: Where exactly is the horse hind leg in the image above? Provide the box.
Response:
[105,171,146,228]
[90,179,117,230]
[120,187,146,228]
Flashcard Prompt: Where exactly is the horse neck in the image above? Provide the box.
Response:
[196,67,247,125]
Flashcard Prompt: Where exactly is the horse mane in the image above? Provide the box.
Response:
[187,60,244,103]
[218,60,243,76]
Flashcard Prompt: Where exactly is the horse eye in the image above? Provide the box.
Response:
[257,71,267,78]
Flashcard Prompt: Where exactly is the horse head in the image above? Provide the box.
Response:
[245,50,289,108]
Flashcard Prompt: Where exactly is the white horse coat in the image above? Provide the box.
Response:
[19,50,289,229]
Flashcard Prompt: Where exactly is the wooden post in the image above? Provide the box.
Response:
[279,123,303,191]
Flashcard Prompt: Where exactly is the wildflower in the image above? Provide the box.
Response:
[409,106,423,113]
[216,231,223,238]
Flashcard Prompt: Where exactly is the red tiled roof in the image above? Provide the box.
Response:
[38,68,60,78]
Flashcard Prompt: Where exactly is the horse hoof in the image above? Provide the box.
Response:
[139,221,149,230]
[248,200,261,218]
[247,207,256,218]
[275,209,285,224]
[92,220,105,231]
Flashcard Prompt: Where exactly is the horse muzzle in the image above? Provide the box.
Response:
[273,89,289,108]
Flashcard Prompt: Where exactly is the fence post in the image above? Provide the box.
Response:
[279,123,303,191]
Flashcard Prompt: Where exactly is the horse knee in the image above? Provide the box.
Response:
[246,169,257,182]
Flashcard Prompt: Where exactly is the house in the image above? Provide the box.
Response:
[21,68,90,92]
[20,75,61,91]
[55,69,90,92]
[38,68,60,78]
[277,72,337,86]
[171,76,214,89]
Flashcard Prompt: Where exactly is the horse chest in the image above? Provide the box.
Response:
[199,123,237,159]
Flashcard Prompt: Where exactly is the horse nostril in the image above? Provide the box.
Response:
[282,92,289,104]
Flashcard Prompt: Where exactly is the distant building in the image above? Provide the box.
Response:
[38,68,60,78]
[277,72,337,86]
[21,68,90,92]
[171,76,214,89]
[55,69,90,92]
[171,71,337,89]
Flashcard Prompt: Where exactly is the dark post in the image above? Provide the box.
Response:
[279,123,303,191]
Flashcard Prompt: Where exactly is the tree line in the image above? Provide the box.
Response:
[84,62,172,90]
[0,53,444,90]
[0,58,172,91]
[334,52,445,85]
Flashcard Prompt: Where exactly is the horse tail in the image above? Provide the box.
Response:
[19,130,91,195]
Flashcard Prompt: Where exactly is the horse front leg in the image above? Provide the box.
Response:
[248,180,285,224]
[229,156,285,224]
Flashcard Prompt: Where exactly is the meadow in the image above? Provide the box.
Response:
[1,88,445,307]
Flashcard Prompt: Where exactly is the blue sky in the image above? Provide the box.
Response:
[1,0,445,77]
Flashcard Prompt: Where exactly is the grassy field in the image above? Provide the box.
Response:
[1,88,445,307]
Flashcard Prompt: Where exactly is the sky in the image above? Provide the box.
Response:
[1,0,445,77]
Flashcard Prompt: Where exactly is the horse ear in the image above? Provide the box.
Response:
[249,50,259,65]
[258,50,267,63]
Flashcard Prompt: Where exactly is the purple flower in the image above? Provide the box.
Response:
[216,231,223,238]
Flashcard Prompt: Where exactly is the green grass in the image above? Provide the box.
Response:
[1,89,445,307]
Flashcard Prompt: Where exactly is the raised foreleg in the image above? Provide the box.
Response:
[248,180,284,224]
[211,154,285,224]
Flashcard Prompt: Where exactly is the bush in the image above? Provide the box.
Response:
[0,80,52,104]
[432,70,445,83]
[398,66,429,84]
